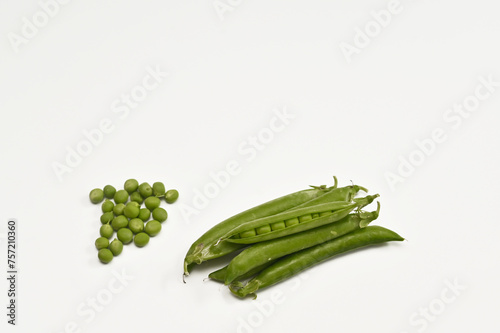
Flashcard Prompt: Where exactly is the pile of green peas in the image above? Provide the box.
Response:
[89,179,179,264]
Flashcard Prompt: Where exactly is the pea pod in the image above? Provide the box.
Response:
[222,194,379,244]
[224,203,380,285]
[183,179,364,275]
[229,225,404,298]
[209,260,277,283]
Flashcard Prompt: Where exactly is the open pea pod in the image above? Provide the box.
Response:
[221,194,379,245]
[183,178,365,275]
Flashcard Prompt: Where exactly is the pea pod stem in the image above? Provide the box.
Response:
[224,203,380,285]
[183,180,353,275]
[229,225,404,298]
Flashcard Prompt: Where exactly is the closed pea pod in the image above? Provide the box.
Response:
[209,260,277,283]
[224,203,380,284]
[229,225,404,298]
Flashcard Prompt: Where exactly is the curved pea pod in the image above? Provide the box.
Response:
[209,260,277,283]
[224,203,380,285]
[184,182,340,275]
[229,225,404,298]
[222,194,379,245]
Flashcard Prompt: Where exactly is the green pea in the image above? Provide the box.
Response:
[98,249,113,264]
[109,239,123,256]
[285,217,299,227]
[165,189,179,204]
[152,207,168,222]
[100,212,114,224]
[112,215,129,231]
[134,232,150,247]
[129,218,144,234]
[103,185,116,199]
[124,202,140,218]
[95,237,109,250]
[129,191,143,204]
[144,196,161,211]
[117,228,134,244]
[124,179,139,194]
[138,182,153,198]
[101,200,114,213]
[256,225,271,234]
[153,182,166,197]
[89,188,104,204]
[113,203,125,216]
[298,215,313,223]
[114,190,129,204]
[138,208,151,222]
[240,229,256,238]
[271,221,286,231]
[100,224,114,238]
[145,220,161,237]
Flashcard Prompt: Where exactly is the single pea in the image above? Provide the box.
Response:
[145,220,162,237]
[113,203,125,216]
[138,208,151,222]
[124,202,140,218]
[152,207,168,222]
[101,200,114,213]
[89,188,104,204]
[129,191,143,204]
[109,239,123,256]
[98,249,113,264]
[114,190,129,204]
[100,224,114,238]
[100,212,114,224]
[165,189,179,204]
[298,215,313,223]
[103,185,116,199]
[153,182,166,197]
[124,179,139,194]
[134,232,150,247]
[138,182,153,198]
[95,237,109,250]
[111,215,129,231]
[117,228,134,244]
[129,218,144,234]
[285,217,299,227]
[144,196,161,211]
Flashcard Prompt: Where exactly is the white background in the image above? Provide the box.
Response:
[1,1,500,332]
